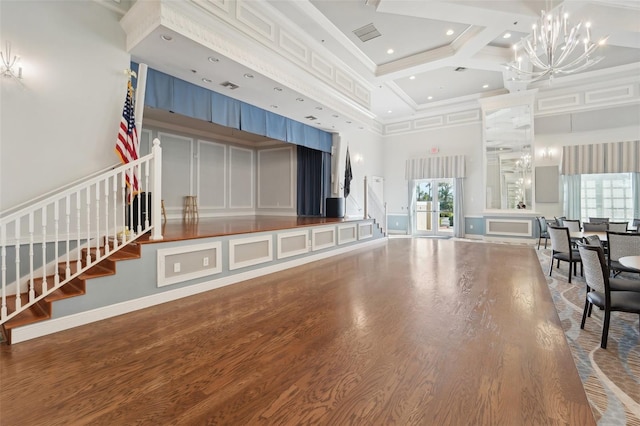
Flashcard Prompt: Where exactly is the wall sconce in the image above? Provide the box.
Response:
[541,147,553,160]
[354,153,364,163]
[1,42,23,80]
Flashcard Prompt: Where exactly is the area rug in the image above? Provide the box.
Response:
[537,248,640,425]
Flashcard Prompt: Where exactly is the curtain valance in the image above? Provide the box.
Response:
[134,63,332,153]
[405,155,466,180]
[560,140,639,175]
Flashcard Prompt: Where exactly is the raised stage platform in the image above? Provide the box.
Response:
[138,216,355,243]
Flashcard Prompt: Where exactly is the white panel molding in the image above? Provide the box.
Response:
[537,94,581,112]
[157,241,222,287]
[385,121,413,134]
[335,69,355,94]
[485,219,532,237]
[447,110,480,124]
[414,116,444,129]
[355,84,370,104]
[310,52,335,81]
[190,0,231,16]
[311,226,336,251]
[235,0,276,42]
[358,221,374,240]
[158,131,194,211]
[229,234,273,270]
[585,84,634,105]
[197,140,227,209]
[257,146,294,209]
[338,224,357,245]
[229,146,254,209]
[277,230,310,259]
[279,29,309,63]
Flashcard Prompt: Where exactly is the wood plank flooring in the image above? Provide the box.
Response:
[0,238,594,425]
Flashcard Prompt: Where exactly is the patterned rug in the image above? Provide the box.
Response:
[537,248,640,425]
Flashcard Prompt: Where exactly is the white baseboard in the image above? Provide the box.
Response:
[10,238,387,344]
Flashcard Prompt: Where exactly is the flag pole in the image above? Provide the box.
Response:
[133,63,147,129]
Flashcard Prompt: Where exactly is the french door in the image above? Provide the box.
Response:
[414,179,455,236]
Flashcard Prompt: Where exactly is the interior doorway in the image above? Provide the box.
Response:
[414,179,455,236]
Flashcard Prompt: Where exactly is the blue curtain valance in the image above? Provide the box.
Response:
[135,64,332,153]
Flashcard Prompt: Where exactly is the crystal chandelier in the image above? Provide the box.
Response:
[506,7,608,82]
[1,41,23,80]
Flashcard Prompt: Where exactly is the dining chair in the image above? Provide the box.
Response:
[577,243,640,349]
[548,225,582,283]
[583,234,602,247]
[589,217,610,224]
[606,231,640,277]
[633,218,640,228]
[536,216,549,249]
[562,219,582,232]
[608,222,628,232]
[554,216,566,226]
[583,222,608,232]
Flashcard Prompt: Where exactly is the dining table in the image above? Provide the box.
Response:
[570,231,608,242]
[619,255,640,272]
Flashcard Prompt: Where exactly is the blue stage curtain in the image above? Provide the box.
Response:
[211,93,241,129]
[144,68,173,111]
[173,79,211,121]
[297,146,323,216]
[266,111,287,140]
[240,103,267,136]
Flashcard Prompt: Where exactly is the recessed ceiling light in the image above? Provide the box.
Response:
[315,106,323,110]
[427,96,433,100]
[160,34,173,41]
[270,105,278,108]
[332,114,339,118]
[409,75,416,80]
[202,78,212,83]
[386,48,394,54]
[274,87,283,92]
[243,73,254,79]
[296,97,304,102]
[503,32,512,39]
[446,29,454,36]
[207,56,219,63]
[387,110,392,113]
[482,84,489,88]
[346,121,352,124]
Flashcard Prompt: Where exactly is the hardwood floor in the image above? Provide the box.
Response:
[0,238,594,425]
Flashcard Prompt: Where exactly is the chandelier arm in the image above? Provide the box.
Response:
[559,44,601,70]
[522,40,550,70]
[505,63,548,77]
[553,28,581,67]
[557,55,604,74]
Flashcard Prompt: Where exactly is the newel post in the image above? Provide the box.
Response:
[150,138,163,241]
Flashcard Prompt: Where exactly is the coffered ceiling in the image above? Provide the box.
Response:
[119,0,640,135]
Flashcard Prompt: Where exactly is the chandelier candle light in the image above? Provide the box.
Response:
[1,41,23,80]
[507,7,608,82]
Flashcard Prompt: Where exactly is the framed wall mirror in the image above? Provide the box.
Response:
[480,92,536,211]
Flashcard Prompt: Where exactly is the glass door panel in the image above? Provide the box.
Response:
[414,179,454,236]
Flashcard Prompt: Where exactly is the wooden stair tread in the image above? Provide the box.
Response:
[3,298,50,330]
[44,282,85,303]
[65,262,115,279]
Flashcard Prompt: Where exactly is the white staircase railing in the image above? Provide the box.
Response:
[364,177,387,235]
[0,139,162,326]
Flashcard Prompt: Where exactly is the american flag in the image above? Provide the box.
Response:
[115,81,139,194]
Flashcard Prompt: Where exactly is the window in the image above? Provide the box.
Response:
[581,173,634,221]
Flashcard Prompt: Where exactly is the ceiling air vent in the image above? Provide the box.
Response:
[454,67,467,72]
[305,115,317,121]
[353,23,381,42]
[220,81,239,90]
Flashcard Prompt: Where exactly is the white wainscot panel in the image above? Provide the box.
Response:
[338,224,357,245]
[312,226,336,251]
[358,221,374,240]
[585,84,633,104]
[198,140,226,209]
[277,230,309,259]
[229,235,273,270]
[537,94,581,112]
[157,242,222,287]
[229,146,254,208]
[485,219,532,237]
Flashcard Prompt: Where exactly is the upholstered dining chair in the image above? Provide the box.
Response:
[608,222,628,232]
[536,216,550,249]
[589,217,610,224]
[577,243,640,349]
[633,218,640,229]
[548,225,582,283]
[606,231,640,277]
[554,216,567,226]
[583,234,602,247]
[583,222,608,232]
[562,219,582,232]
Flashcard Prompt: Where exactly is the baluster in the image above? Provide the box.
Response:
[54,200,60,286]
[104,178,110,255]
[95,182,101,260]
[86,187,91,266]
[121,170,127,243]
[76,191,82,271]
[65,195,71,279]
[112,173,118,249]
[136,163,142,234]
[1,223,6,319]
[144,160,150,230]
[41,207,47,294]
[29,213,34,299]
[14,218,21,309]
